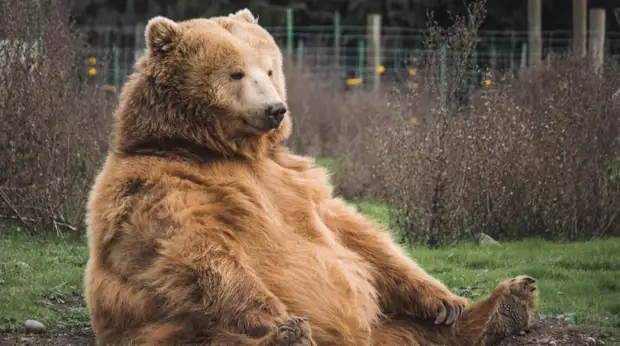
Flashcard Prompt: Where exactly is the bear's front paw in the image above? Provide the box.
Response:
[272,316,315,346]
[423,290,468,326]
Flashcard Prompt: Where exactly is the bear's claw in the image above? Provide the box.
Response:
[434,302,466,325]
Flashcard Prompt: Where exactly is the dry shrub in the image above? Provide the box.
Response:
[0,0,114,235]
[455,58,620,242]
[285,0,620,247]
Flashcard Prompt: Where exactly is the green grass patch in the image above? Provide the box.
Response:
[355,201,391,227]
[1,221,619,338]
[315,156,340,173]
[405,238,620,337]
[0,232,89,332]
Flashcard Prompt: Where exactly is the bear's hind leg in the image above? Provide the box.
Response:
[370,275,538,346]
[455,275,538,346]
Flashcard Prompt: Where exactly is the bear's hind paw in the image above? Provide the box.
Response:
[272,316,315,346]
[504,275,537,297]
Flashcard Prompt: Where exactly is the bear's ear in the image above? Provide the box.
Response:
[229,8,258,24]
[145,16,180,54]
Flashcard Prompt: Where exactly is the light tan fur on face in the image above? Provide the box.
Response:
[212,12,290,126]
[84,10,539,346]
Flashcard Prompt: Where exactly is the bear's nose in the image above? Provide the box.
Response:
[265,103,287,128]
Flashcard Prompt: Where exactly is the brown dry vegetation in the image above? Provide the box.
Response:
[0,0,114,235]
[1,0,619,248]
[286,1,620,247]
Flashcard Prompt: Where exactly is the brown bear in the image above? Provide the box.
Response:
[84,9,539,346]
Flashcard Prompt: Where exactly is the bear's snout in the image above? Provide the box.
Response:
[264,102,287,129]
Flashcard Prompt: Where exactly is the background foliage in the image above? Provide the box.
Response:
[1,0,619,248]
[71,0,620,30]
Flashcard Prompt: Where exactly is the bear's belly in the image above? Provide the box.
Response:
[248,220,380,345]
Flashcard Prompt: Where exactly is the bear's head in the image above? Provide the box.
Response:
[113,11,290,161]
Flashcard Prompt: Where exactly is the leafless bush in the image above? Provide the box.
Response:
[379,1,487,247]
[285,0,620,247]
[0,0,114,235]
[453,57,620,242]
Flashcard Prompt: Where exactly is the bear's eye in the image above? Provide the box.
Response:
[230,72,245,80]
[268,70,273,77]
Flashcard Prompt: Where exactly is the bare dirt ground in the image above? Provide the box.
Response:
[498,317,613,346]
[0,332,93,346]
[0,317,615,346]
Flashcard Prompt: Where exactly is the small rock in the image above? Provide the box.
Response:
[23,319,46,334]
[16,261,31,269]
[474,232,501,245]
[519,330,526,336]
[548,341,557,345]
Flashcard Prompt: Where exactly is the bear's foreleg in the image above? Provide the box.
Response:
[131,229,304,343]
[320,198,467,325]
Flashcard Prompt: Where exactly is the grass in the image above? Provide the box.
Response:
[353,201,391,227]
[1,225,619,338]
[0,232,90,333]
[314,156,340,172]
[406,238,620,338]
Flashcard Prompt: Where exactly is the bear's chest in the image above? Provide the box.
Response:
[252,164,338,246]
[236,166,380,339]
[246,204,379,341]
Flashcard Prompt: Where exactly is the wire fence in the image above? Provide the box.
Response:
[78,23,620,91]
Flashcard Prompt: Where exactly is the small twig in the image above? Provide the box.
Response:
[0,214,78,232]
[53,219,61,237]
[0,187,34,237]
[595,206,620,237]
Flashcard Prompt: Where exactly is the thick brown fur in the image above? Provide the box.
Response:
[84,10,539,346]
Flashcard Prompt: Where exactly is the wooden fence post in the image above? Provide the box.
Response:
[588,8,606,74]
[528,0,542,66]
[573,0,587,57]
